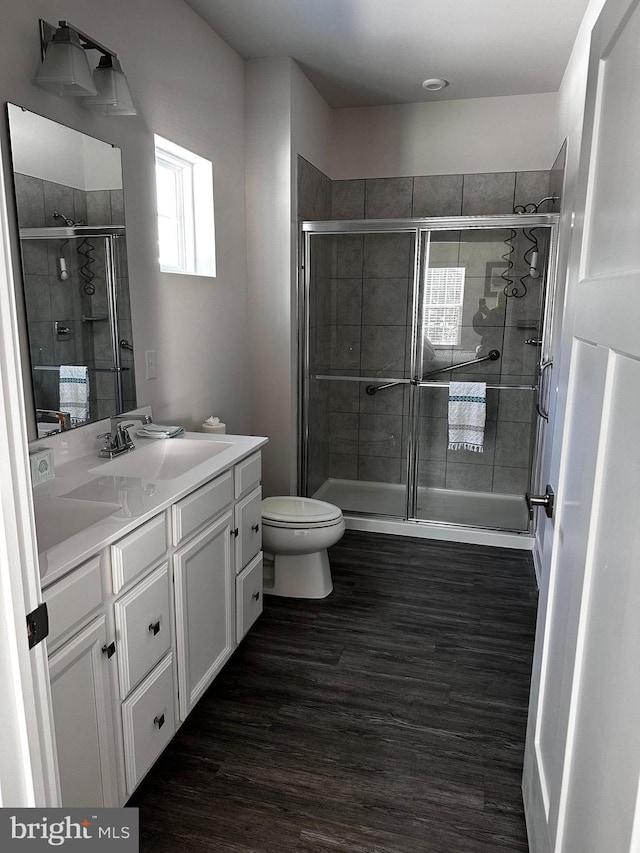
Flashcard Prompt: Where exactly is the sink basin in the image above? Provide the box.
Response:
[89,438,232,481]
[34,495,121,553]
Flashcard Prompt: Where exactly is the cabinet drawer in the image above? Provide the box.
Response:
[172,470,233,546]
[121,653,176,795]
[111,513,167,593]
[236,553,263,643]
[115,563,171,699]
[43,556,103,652]
[234,452,261,499]
[235,486,262,573]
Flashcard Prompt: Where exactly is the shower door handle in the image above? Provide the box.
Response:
[536,360,553,421]
[525,485,555,519]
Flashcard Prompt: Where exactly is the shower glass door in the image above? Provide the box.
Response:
[411,227,547,531]
[304,229,416,517]
[301,216,557,533]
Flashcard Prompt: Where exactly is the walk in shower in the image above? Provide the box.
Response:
[19,225,135,432]
[300,214,558,537]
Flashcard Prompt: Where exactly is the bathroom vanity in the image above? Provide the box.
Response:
[34,421,267,807]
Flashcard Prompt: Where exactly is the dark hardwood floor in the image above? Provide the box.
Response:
[129,530,538,852]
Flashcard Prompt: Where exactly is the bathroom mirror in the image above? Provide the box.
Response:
[6,104,136,438]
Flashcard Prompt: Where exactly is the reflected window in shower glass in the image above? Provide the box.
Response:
[154,134,216,278]
[422,266,465,345]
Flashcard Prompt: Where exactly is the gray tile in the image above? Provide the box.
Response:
[298,156,331,221]
[418,386,448,418]
[359,413,403,458]
[362,278,409,326]
[329,453,358,479]
[514,171,551,212]
[445,462,493,492]
[20,240,49,276]
[498,389,535,423]
[331,278,362,325]
[329,380,360,414]
[501,326,538,380]
[494,420,534,469]
[413,175,463,217]
[361,325,407,374]
[44,181,75,223]
[416,416,448,462]
[110,189,126,225]
[86,190,111,226]
[492,466,531,495]
[328,412,359,455]
[23,275,52,322]
[462,173,516,215]
[416,460,447,488]
[336,234,364,277]
[364,177,413,219]
[363,233,413,277]
[14,174,46,227]
[329,325,361,371]
[73,189,88,225]
[359,381,406,416]
[358,454,403,484]
[332,180,365,220]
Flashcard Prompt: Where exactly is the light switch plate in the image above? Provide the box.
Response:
[145,350,157,380]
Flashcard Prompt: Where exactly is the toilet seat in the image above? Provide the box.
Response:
[262,496,343,529]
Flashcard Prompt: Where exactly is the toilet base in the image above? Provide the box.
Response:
[267,550,333,599]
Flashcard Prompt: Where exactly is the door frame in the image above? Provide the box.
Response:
[0,139,60,806]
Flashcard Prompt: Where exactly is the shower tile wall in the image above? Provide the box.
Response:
[14,174,131,420]
[318,168,551,496]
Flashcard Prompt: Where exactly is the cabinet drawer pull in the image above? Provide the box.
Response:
[252,591,261,601]
[153,713,165,729]
[230,527,239,538]
[251,523,260,533]
[148,620,161,635]
[101,641,116,659]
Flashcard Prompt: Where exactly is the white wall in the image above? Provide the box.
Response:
[246,57,331,496]
[331,92,559,179]
[0,0,250,434]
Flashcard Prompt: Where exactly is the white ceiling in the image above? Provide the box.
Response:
[184,0,592,108]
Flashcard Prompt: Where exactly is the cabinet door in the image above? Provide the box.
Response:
[235,486,262,573]
[174,510,234,721]
[48,615,119,807]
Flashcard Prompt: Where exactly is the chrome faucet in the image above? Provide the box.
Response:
[97,414,152,459]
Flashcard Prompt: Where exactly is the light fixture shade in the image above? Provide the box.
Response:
[83,55,137,116]
[34,26,97,97]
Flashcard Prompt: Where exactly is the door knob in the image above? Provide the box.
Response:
[525,485,555,519]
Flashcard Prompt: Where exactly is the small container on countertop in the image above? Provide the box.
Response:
[201,416,226,434]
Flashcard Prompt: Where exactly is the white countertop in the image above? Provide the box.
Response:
[35,431,268,588]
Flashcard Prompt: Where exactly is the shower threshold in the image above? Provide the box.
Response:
[313,478,530,533]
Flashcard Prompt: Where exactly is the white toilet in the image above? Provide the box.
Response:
[261,496,345,599]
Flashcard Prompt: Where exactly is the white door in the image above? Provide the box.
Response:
[523,1,640,850]
[48,616,119,807]
[173,511,235,720]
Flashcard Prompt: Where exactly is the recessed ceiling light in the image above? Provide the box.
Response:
[422,78,449,92]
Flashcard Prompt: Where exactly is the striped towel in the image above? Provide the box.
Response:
[59,365,90,425]
[448,381,486,453]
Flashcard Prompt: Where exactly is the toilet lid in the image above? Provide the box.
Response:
[262,496,343,524]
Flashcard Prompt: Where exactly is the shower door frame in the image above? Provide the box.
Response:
[20,225,129,418]
[299,213,559,534]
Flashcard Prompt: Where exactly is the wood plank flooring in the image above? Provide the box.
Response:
[129,530,538,852]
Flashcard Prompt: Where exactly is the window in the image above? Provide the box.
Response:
[422,266,466,346]
[153,135,215,277]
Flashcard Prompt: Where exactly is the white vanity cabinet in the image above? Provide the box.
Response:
[44,555,120,808]
[41,443,264,806]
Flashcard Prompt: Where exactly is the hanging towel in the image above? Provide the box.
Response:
[448,381,486,453]
[136,423,184,439]
[59,365,90,426]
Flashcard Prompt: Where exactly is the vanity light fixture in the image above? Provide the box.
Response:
[35,20,137,116]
